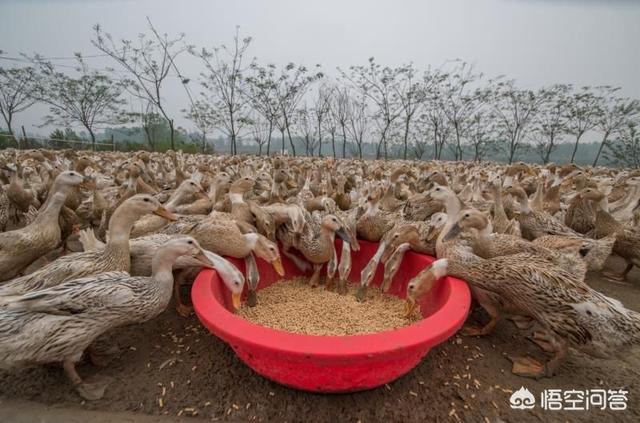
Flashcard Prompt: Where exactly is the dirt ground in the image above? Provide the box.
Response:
[1,256,639,423]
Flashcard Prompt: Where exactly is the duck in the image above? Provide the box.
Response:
[438,211,640,378]
[278,213,352,287]
[0,194,176,296]
[160,215,283,310]
[129,179,205,238]
[507,186,579,240]
[587,188,640,282]
[0,171,87,281]
[446,208,588,281]
[79,230,247,312]
[0,237,212,400]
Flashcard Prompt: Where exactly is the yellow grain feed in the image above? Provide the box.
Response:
[237,277,420,336]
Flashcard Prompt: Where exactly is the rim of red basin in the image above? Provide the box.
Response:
[192,262,471,358]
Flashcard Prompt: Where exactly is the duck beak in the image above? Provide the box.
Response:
[404,298,417,318]
[194,250,214,268]
[336,228,352,244]
[232,292,242,310]
[154,206,177,221]
[443,222,461,242]
[271,257,285,276]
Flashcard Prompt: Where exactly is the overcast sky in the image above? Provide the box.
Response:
[1,0,639,135]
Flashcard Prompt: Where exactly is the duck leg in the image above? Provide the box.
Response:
[337,243,352,295]
[325,248,338,291]
[64,359,112,401]
[245,253,259,307]
[603,261,633,283]
[461,300,500,336]
[508,315,535,330]
[309,264,323,288]
[510,338,567,378]
[173,269,192,317]
[527,330,556,353]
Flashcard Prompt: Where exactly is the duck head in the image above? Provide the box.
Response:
[252,234,285,277]
[404,258,449,318]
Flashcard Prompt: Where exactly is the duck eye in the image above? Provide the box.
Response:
[144,198,150,202]
[188,240,193,245]
[234,281,240,286]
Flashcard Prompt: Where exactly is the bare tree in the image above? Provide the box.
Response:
[313,85,332,156]
[340,58,402,159]
[249,118,271,156]
[465,111,495,162]
[394,63,430,160]
[191,27,252,155]
[532,85,569,164]
[604,121,640,168]
[295,105,318,156]
[491,79,543,164]
[0,66,36,139]
[346,90,369,159]
[273,63,323,156]
[564,86,600,163]
[92,21,186,150]
[329,85,352,158]
[30,55,126,149]
[184,100,217,153]
[245,63,281,156]
[592,86,640,166]
[420,102,450,160]
[436,62,488,160]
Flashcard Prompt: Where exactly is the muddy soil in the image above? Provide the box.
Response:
[1,256,639,422]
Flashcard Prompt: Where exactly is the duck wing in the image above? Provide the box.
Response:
[5,271,133,315]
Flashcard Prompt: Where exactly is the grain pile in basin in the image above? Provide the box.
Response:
[236,277,420,336]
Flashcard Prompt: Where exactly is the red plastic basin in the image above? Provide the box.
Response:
[192,240,471,393]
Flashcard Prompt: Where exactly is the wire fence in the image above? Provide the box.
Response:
[0,128,115,152]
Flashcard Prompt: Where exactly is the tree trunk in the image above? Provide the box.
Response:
[280,129,286,154]
[169,119,175,151]
[202,131,206,153]
[570,132,583,163]
[285,124,296,157]
[318,121,323,157]
[403,118,410,160]
[230,133,236,155]
[433,126,439,160]
[331,131,336,158]
[593,131,610,167]
[87,127,96,151]
[340,123,347,159]
[266,121,273,156]
[454,123,462,161]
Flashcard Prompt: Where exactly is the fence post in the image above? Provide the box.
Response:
[111,134,115,152]
[20,126,27,150]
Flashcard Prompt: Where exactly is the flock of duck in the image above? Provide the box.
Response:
[0,149,639,399]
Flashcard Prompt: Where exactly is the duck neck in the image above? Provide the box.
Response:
[34,192,67,225]
[517,194,531,214]
[151,248,181,278]
[436,194,463,257]
[243,233,259,251]
[165,187,187,211]
[106,206,139,253]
